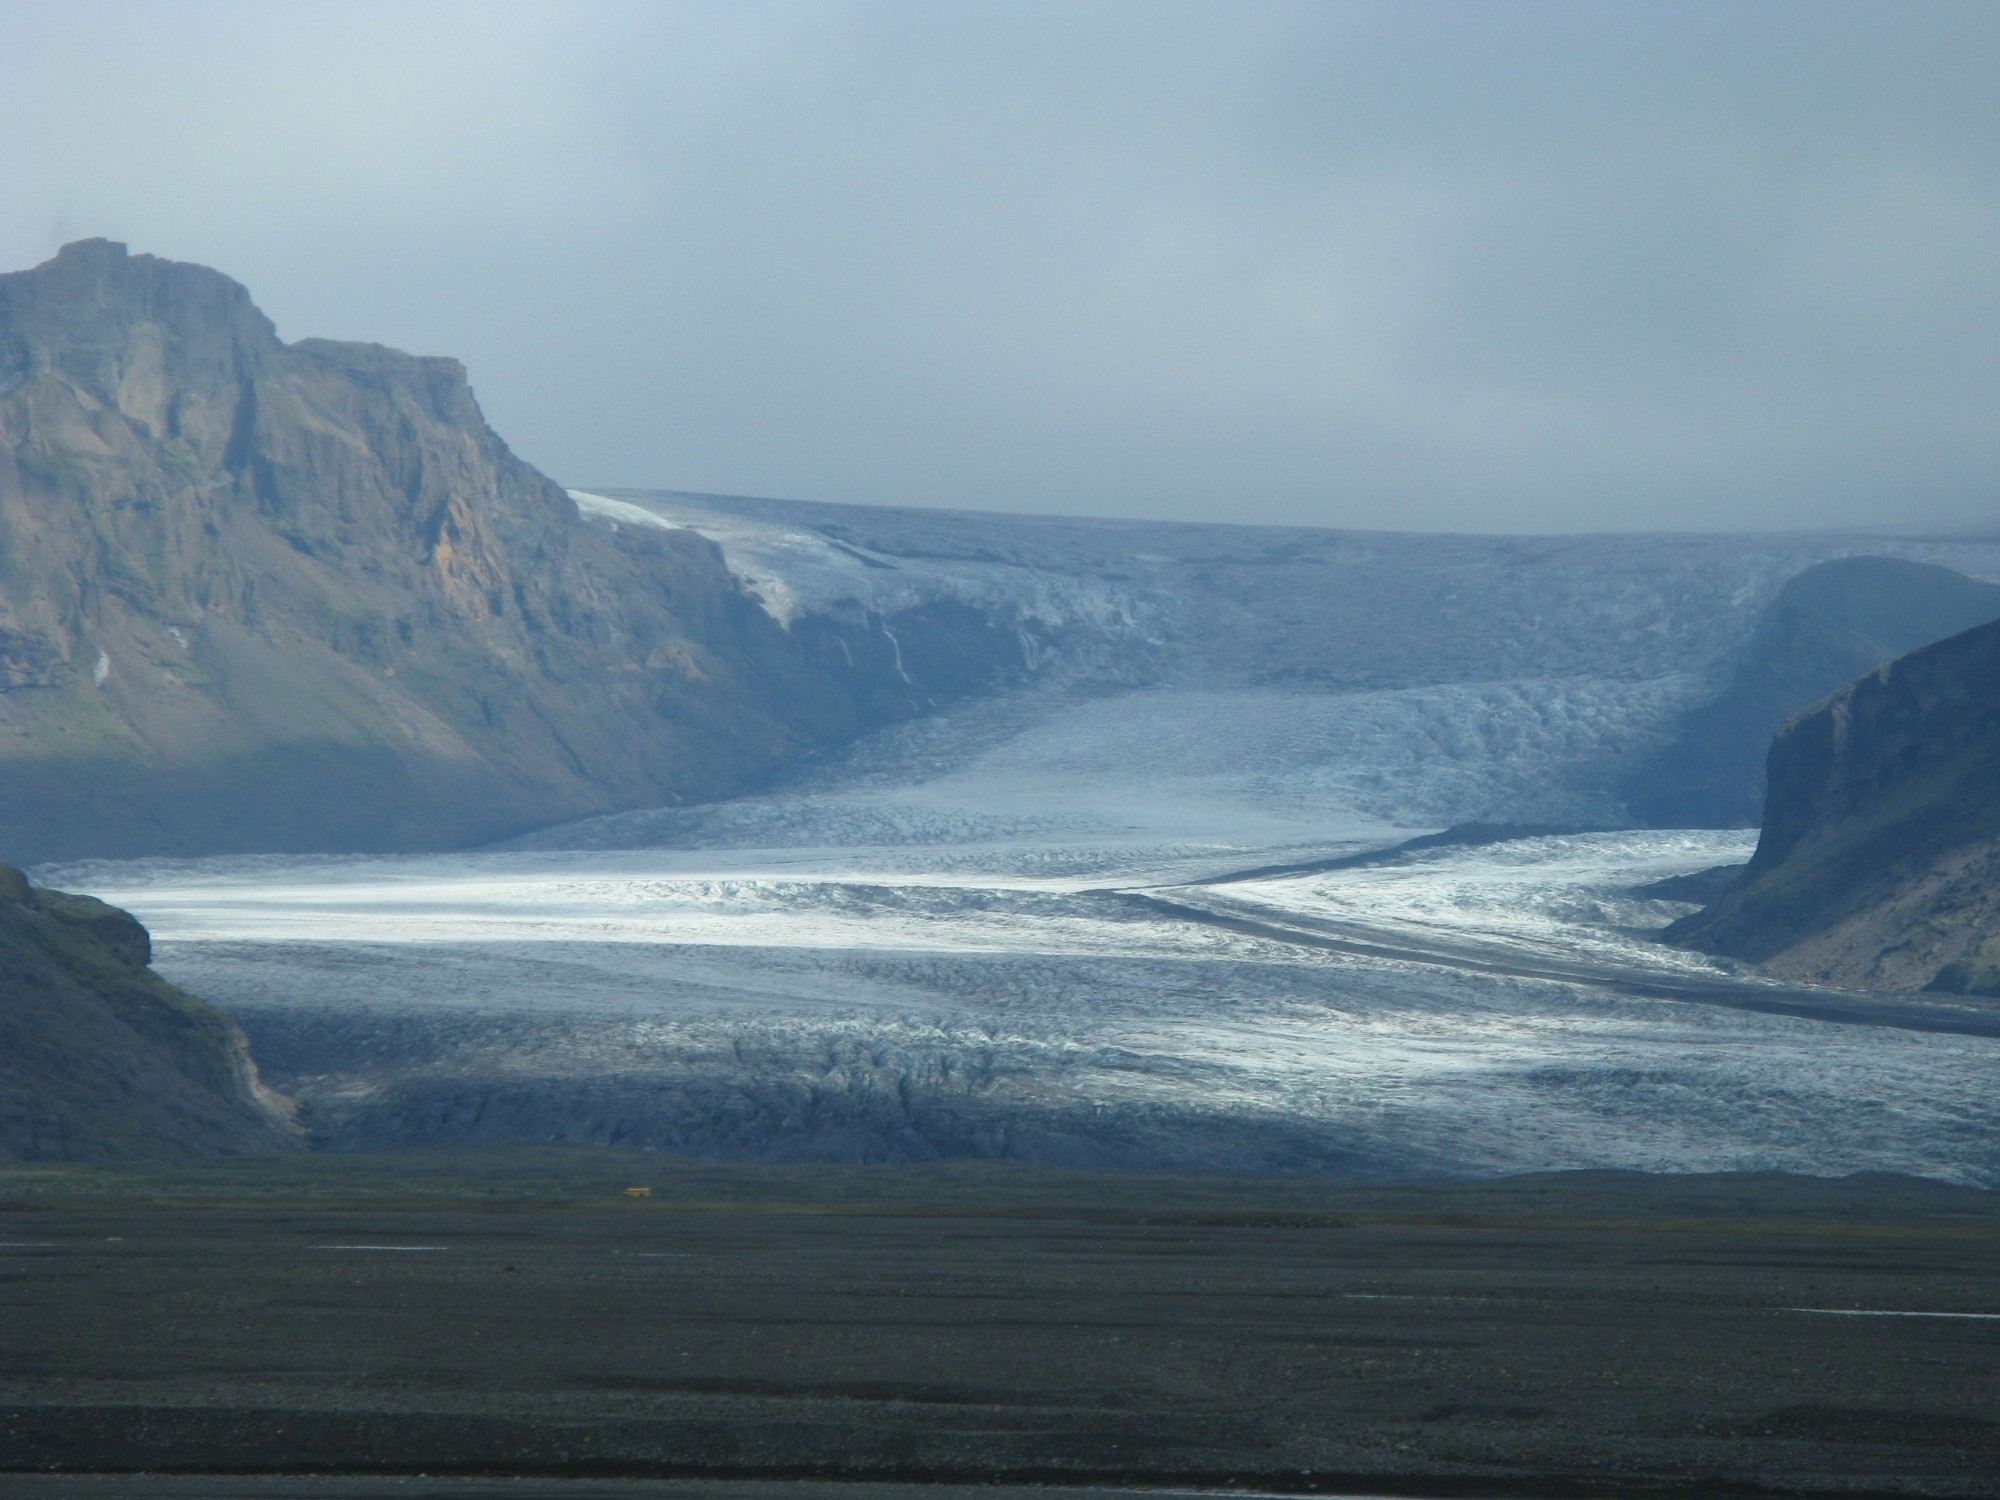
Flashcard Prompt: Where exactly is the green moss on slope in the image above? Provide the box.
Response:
[1929,935,2000,997]
[0,862,298,1159]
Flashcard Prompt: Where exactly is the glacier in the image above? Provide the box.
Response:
[40,498,2000,1182]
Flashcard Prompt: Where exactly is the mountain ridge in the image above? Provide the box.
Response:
[0,241,958,861]
[1666,615,2000,990]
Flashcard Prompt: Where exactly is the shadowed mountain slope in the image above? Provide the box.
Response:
[0,862,297,1158]
[0,240,928,862]
[1667,615,2000,991]
[1625,555,2000,828]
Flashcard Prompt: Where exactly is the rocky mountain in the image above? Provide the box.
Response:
[1624,555,2000,828]
[0,862,297,1158]
[1667,615,2000,992]
[10,242,2000,869]
[0,241,989,863]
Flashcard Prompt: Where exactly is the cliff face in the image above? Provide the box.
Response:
[1625,556,2000,828]
[0,862,298,1158]
[1667,616,2000,991]
[0,240,868,860]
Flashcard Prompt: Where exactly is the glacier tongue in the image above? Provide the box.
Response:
[516,675,1703,856]
[565,491,2000,843]
[56,817,2000,1185]
[42,504,2000,1181]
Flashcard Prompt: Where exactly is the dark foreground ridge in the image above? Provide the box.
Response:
[0,863,297,1159]
[4,1151,1999,1498]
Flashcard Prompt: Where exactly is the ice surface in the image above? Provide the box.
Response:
[588,490,2000,690]
[54,823,2000,1184]
[518,674,1705,860]
[574,489,1165,642]
[562,494,2000,840]
[40,505,2000,1181]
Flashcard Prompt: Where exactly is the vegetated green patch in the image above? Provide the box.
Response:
[0,680,141,760]
[159,436,203,488]
[14,440,87,498]
[90,519,163,602]
[1932,933,2000,996]
[3,1147,1997,1236]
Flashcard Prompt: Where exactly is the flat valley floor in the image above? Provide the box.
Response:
[5,1156,2000,1498]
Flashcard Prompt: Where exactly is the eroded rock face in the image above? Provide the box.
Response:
[1667,616,2000,991]
[1624,556,2000,829]
[0,862,297,1159]
[0,240,872,860]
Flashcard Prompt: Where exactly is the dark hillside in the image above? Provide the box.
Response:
[1667,614,2000,990]
[0,862,297,1158]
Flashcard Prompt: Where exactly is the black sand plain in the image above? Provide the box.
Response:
[4,1151,1999,1499]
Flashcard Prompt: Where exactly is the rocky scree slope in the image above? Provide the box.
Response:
[0,861,297,1158]
[1668,615,2000,992]
[0,241,936,862]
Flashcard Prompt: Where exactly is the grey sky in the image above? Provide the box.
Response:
[2,0,1996,533]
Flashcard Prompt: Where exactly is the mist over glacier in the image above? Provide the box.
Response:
[46,498,2000,1183]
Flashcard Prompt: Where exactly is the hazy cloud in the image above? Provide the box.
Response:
[2,0,1996,532]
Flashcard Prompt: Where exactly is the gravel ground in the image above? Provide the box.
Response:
[4,1169,1999,1497]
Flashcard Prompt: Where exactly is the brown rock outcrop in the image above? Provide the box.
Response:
[0,240,864,859]
[1666,616,2000,991]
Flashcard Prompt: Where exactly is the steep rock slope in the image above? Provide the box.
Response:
[1624,556,2000,828]
[0,241,882,861]
[1667,616,2000,990]
[0,862,296,1158]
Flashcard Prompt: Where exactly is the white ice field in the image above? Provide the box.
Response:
[41,498,2000,1182]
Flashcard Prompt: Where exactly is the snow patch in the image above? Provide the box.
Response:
[569,489,684,533]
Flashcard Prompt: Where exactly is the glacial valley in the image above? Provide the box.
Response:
[40,495,2000,1182]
